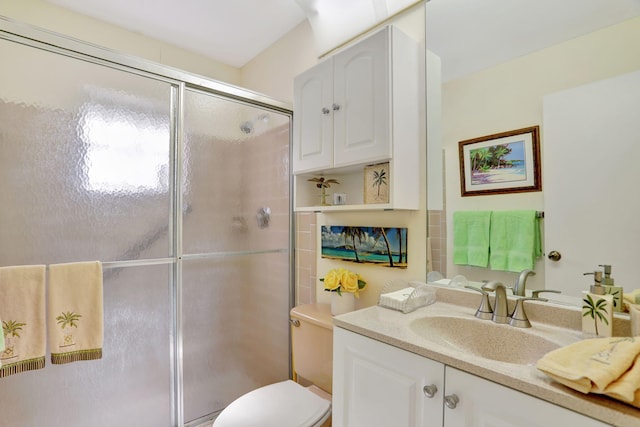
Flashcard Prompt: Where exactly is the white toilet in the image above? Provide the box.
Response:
[213,304,333,427]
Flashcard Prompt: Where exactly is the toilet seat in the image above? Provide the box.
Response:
[213,380,331,427]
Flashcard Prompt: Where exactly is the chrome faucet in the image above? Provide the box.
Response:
[464,285,493,320]
[513,269,536,296]
[481,281,509,324]
[509,297,548,328]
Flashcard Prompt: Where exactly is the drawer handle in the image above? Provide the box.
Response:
[444,394,459,409]
[423,384,438,398]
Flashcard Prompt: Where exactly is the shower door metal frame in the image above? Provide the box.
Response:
[0,16,295,427]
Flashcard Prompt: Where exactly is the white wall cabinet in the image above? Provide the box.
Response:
[333,328,609,427]
[292,25,421,211]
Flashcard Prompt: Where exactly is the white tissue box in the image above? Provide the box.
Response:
[378,280,436,313]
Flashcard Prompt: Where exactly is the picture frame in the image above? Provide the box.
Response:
[458,126,541,197]
[364,162,390,204]
[321,225,408,268]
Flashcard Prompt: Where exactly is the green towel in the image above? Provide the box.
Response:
[453,211,491,267]
[489,210,542,272]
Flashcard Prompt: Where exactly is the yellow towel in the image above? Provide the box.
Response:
[536,337,640,394]
[0,265,47,377]
[48,261,103,364]
[604,354,640,407]
[623,289,640,305]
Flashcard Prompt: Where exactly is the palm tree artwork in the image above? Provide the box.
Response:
[56,311,82,347]
[469,142,529,186]
[395,228,404,264]
[372,168,387,199]
[2,320,26,359]
[307,176,339,205]
[340,227,366,262]
[373,227,394,267]
[582,294,609,336]
[321,226,408,268]
[364,163,389,204]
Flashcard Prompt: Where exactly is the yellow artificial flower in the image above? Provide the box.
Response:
[322,268,341,291]
[341,269,359,293]
[320,268,367,298]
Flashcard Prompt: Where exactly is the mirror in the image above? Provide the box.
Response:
[425,0,640,304]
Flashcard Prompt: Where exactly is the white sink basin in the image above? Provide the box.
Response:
[409,315,567,365]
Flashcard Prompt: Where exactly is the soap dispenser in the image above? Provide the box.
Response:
[599,264,624,312]
[582,270,613,338]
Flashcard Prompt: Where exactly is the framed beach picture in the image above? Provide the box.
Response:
[458,126,541,197]
[321,225,408,268]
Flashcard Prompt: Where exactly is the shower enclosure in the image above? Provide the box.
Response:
[0,18,292,427]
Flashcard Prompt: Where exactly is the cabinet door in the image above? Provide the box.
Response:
[333,27,391,168]
[292,58,334,173]
[333,328,444,427]
[443,367,609,427]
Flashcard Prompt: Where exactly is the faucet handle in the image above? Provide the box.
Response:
[531,289,561,298]
[464,286,493,320]
[509,297,548,328]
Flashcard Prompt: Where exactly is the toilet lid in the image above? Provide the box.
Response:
[213,380,331,427]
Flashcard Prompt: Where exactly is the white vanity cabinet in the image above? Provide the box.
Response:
[292,25,421,211]
[443,366,608,427]
[333,327,444,427]
[333,328,610,427]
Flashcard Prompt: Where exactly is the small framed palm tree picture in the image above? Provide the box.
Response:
[364,162,389,204]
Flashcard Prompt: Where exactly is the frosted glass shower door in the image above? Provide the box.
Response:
[0,38,174,426]
[181,88,292,423]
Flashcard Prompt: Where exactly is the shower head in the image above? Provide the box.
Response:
[239,113,270,134]
[240,121,253,134]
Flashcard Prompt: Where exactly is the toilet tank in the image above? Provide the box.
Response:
[290,304,333,394]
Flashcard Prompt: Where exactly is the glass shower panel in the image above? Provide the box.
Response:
[182,88,291,423]
[182,89,291,254]
[182,253,291,422]
[0,264,172,427]
[0,38,173,266]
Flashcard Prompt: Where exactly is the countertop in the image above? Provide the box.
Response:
[332,285,640,427]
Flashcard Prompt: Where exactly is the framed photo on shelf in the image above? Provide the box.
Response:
[364,162,389,204]
[458,126,541,197]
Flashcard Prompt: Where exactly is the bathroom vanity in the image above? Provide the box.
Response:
[332,286,639,427]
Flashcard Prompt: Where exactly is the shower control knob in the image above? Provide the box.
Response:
[322,107,330,115]
[548,250,562,261]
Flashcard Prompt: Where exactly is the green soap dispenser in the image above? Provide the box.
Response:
[582,270,613,337]
[599,264,624,312]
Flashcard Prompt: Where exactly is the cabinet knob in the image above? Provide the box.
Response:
[444,394,459,409]
[332,103,341,111]
[322,107,330,115]
[547,250,562,261]
[422,384,438,398]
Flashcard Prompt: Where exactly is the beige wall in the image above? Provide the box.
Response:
[443,16,640,290]
[241,20,317,104]
[0,0,241,85]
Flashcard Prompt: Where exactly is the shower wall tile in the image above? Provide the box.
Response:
[428,209,447,276]
[295,212,317,305]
